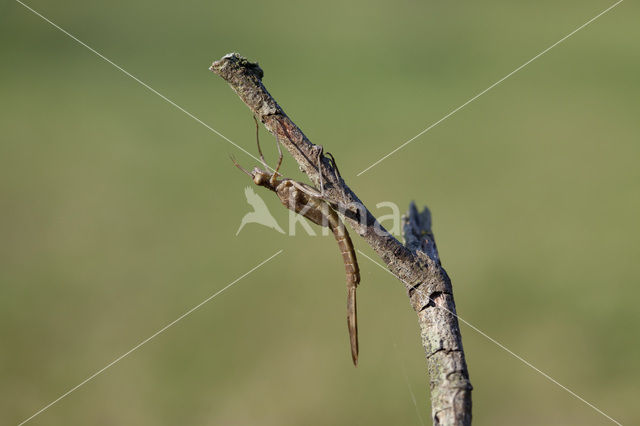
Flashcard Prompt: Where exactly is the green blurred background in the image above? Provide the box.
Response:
[1,0,638,424]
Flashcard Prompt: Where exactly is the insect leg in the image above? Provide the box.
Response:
[289,180,324,199]
[253,116,271,172]
[325,152,342,182]
[289,180,358,221]
[270,122,284,186]
[315,145,325,195]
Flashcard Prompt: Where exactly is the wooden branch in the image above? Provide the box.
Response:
[210,53,472,425]
[403,203,472,425]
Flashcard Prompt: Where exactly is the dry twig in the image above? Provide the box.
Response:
[210,53,472,425]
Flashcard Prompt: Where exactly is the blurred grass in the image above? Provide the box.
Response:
[1,0,639,424]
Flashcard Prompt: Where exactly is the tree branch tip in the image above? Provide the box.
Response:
[407,202,433,233]
[210,52,264,80]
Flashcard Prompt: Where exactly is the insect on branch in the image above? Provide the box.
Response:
[210,52,472,425]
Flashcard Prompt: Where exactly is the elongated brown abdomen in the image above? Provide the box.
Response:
[276,181,361,365]
[327,211,360,365]
[329,214,360,288]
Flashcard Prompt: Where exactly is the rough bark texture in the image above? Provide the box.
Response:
[210,53,472,425]
[403,202,472,425]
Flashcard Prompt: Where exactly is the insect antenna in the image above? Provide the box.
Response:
[230,155,252,177]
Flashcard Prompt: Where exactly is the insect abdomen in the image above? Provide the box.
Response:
[329,214,360,287]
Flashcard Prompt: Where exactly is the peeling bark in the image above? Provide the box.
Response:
[210,53,472,425]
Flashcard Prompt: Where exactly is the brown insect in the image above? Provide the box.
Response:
[231,118,361,365]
